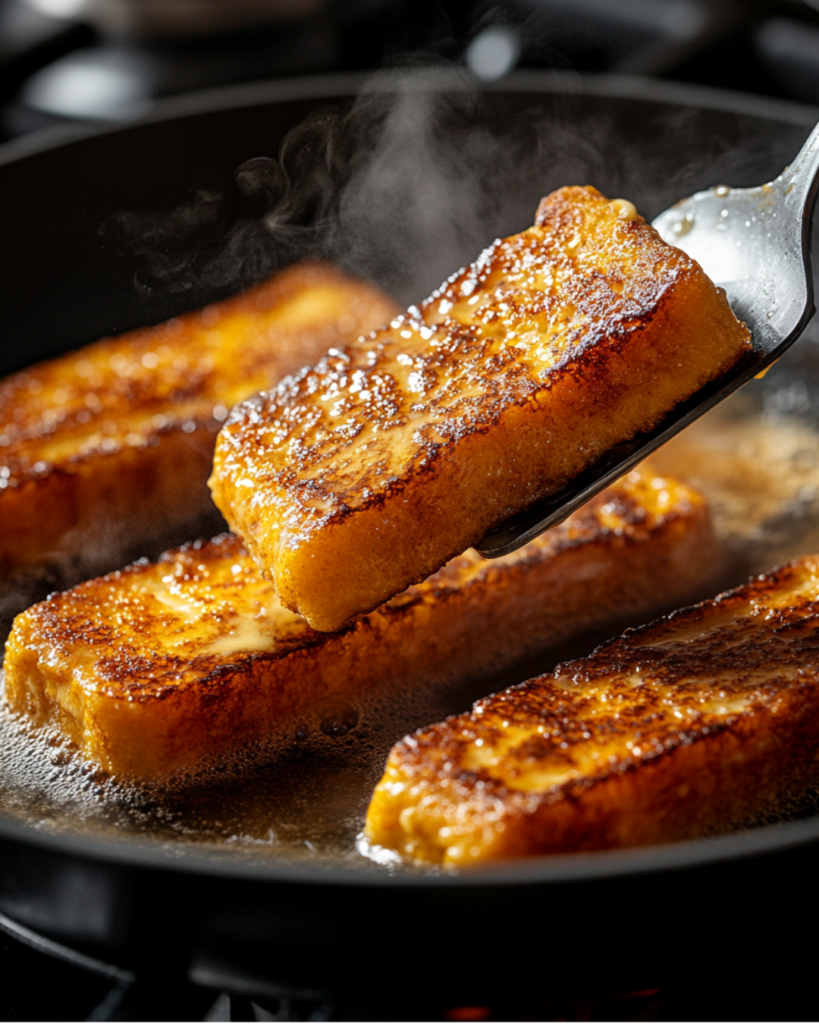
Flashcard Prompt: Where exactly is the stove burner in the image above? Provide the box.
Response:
[1,906,816,1021]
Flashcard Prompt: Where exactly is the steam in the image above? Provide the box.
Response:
[108,58,806,310]
[108,61,602,306]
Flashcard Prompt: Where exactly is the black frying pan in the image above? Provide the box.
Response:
[1,71,818,1007]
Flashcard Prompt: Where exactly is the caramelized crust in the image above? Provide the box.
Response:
[0,263,396,618]
[4,466,713,779]
[211,187,751,633]
[365,556,819,866]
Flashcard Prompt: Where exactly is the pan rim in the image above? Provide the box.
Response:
[0,67,816,171]
[2,802,819,887]
[2,68,819,889]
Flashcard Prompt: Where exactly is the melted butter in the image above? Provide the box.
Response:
[753,570,819,607]
[140,580,204,621]
[610,198,639,221]
[112,545,313,662]
[459,664,764,796]
[633,605,741,647]
[699,693,754,716]
[202,614,280,656]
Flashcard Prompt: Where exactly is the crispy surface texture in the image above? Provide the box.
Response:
[365,555,819,867]
[4,466,713,779]
[0,263,396,616]
[211,186,751,632]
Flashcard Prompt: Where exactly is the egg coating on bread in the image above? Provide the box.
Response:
[211,187,751,632]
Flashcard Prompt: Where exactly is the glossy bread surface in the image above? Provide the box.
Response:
[212,187,751,632]
[365,556,819,865]
[0,263,396,615]
[4,466,712,779]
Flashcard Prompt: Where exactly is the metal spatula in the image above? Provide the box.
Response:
[476,119,819,559]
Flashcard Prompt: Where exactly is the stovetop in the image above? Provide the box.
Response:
[3,907,816,1022]
[4,905,818,1022]
[2,1,819,1020]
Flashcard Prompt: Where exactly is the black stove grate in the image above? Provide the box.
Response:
[1,916,816,1022]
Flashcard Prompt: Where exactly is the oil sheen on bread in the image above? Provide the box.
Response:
[0,263,397,624]
[364,555,819,866]
[210,186,752,633]
[4,467,713,779]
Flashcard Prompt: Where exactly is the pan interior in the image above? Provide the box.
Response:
[2,76,819,875]
[4,364,819,870]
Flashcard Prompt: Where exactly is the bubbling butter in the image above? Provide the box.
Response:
[611,198,639,221]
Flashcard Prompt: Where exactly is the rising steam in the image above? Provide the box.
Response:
[107,61,606,307]
[108,58,800,310]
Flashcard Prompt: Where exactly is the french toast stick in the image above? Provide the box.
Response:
[4,466,713,779]
[365,555,819,866]
[0,263,397,624]
[211,186,752,632]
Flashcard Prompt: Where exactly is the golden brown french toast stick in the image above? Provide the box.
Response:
[4,466,712,779]
[365,555,819,866]
[0,263,396,619]
[211,187,751,632]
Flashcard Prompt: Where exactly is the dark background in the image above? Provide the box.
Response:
[4,0,819,139]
